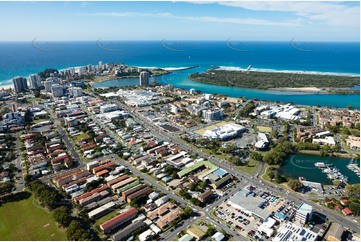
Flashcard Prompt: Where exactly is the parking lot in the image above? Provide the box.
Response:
[214,185,300,240]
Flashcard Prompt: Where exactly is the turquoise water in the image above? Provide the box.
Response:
[93,66,360,108]
[278,154,360,185]
[0,41,359,108]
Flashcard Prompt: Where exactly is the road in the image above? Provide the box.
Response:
[13,132,25,191]
[79,102,247,240]
[108,98,360,234]
[47,108,84,168]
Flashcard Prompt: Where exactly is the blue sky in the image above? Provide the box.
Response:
[0,1,359,41]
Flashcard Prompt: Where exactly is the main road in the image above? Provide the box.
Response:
[109,97,360,234]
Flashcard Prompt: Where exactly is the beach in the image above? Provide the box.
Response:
[269,87,327,93]
[0,84,13,91]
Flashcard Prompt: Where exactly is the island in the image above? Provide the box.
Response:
[189,68,360,94]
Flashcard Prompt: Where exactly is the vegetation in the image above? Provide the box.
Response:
[263,142,295,165]
[189,69,359,93]
[66,220,92,241]
[288,179,302,191]
[240,101,256,117]
[0,193,66,240]
[38,68,59,79]
[53,206,73,227]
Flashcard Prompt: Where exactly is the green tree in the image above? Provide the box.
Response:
[288,179,302,191]
[66,220,92,241]
[53,206,72,227]
[345,184,360,197]
[349,202,360,216]
[0,182,14,196]
[250,152,263,161]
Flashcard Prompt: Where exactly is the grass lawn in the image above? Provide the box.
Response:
[0,193,67,241]
[93,210,119,228]
[74,133,90,142]
[236,160,260,174]
[256,125,272,133]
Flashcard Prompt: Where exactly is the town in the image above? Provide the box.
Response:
[0,62,359,242]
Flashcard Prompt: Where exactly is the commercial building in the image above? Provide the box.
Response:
[228,189,270,221]
[273,222,318,241]
[325,223,345,241]
[203,123,246,140]
[295,203,313,226]
[139,71,150,86]
[100,207,138,233]
[13,76,28,93]
[255,133,269,150]
[100,104,118,113]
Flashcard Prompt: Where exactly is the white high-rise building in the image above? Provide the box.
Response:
[29,74,41,90]
[295,203,313,226]
[98,61,103,70]
[69,87,83,97]
[139,71,150,86]
[44,80,54,92]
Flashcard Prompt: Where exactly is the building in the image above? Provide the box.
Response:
[69,87,83,97]
[100,207,138,233]
[273,222,318,241]
[100,104,118,113]
[203,123,246,140]
[197,189,213,203]
[179,234,194,241]
[98,61,103,70]
[325,223,345,241]
[212,232,225,241]
[29,74,42,90]
[295,203,313,226]
[228,189,270,221]
[202,109,224,121]
[171,105,179,114]
[13,76,28,93]
[111,221,147,241]
[51,85,64,97]
[139,71,150,86]
[255,133,269,150]
[346,136,360,150]
[190,88,196,95]
[187,225,207,240]
[44,80,54,92]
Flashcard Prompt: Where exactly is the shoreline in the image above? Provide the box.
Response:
[269,87,328,94]
[0,64,359,88]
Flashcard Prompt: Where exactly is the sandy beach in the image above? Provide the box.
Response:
[269,87,327,93]
[0,84,13,91]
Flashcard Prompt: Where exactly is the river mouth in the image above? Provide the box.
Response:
[278,154,360,185]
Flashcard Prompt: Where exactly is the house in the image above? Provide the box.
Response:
[342,207,353,216]
[100,207,138,233]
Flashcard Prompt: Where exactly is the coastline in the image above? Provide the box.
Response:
[269,87,327,94]
[0,84,13,90]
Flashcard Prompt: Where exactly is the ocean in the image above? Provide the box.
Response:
[0,41,359,107]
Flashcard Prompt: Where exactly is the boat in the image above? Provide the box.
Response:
[315,162,326,167]
[322,168,332,173]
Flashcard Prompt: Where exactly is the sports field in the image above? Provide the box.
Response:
[194,121,228,136]
[0,193,67,241]
[256,125,272,133]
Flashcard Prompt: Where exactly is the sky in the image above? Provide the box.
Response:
[0,1,359,41]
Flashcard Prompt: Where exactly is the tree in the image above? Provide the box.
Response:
[288,179,302,191]
[332,180,343,188]
[0,182,14,196]
[66,220,92,241]
[349,202,360,216]
[189,183,197,191]
[250,152,263,161]
[54,206,72,227]
[345,184,360,197]
[183,206,193,217]
[268,171,275,180]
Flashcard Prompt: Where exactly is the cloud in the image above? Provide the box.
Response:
[217,1,359,26]
[77,11,301,27]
